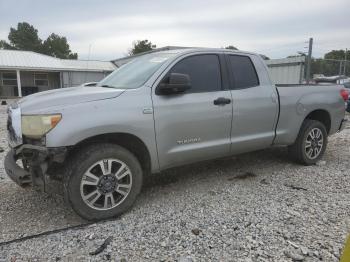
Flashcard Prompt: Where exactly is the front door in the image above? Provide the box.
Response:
[152,54,233,170]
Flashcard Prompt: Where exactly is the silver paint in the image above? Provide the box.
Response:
[12,48,346,173]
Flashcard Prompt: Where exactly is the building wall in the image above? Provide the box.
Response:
[267,64,305,84]
[48,73,60,90]
[0,70,60,97]
[265,57,305,84]
[21,71,60,93]
[0,70,112,97]
[0,70,14,97]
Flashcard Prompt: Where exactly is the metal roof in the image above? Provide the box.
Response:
[265,56,305,66]
[0,50,116,72]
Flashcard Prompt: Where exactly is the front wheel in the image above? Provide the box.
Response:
[64,143,143,221]
[288,119,328,165]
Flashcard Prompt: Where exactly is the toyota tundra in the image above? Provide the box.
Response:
[5,48,349,220]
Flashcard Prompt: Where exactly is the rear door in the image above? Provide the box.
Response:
[152,53,233,169]
[226,54,279,154]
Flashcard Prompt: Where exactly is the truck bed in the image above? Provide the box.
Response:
[274,84,345,145]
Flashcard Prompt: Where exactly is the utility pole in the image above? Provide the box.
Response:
[306,37,313,84]
[339,60,343,76]
[344,48,348,76]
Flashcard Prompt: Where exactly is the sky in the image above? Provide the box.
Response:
[0,0,349,61]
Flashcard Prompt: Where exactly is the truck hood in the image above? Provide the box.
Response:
[18,86,125,113]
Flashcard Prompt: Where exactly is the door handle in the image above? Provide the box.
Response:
[213,97,231,106]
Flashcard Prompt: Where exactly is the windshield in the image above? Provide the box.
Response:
[98,52,176,89]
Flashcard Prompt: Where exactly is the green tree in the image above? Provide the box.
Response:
[129,40,156,55]
[324,49,350,60]
[311,58,342,77]
[0,22,78,59]
[225,45,238,50]
[42,33,78,59]
[0,40,16,50]
[311,49,350,77]
[7,22,42,52]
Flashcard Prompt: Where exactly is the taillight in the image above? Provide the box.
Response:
[340,89,349,101]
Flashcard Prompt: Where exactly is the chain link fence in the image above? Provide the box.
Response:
[266,57,350,85]
[311,59,350,78]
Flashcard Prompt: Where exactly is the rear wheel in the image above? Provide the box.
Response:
[288,119,328,165]
[64,143,143,221]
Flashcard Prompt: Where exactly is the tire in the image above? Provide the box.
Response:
[288,119,328,165]
[63,143,143,221]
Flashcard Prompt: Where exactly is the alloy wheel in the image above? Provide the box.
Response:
[80,159,132,210]
[305,127,324,160]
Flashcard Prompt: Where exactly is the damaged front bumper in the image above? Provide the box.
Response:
[5,149,31,187]
[4,144,67,191]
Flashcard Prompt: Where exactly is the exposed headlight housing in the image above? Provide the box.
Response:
[21,114,62,139]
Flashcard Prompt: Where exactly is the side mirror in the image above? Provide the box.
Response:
[157,73,191,95]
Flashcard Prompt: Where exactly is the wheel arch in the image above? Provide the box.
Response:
[304,109,331,134]
[69,133,152,176]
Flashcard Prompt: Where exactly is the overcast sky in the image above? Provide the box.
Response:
[0,0,349,61]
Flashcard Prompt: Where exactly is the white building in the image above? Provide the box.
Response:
[0,50,116,97]
[265,56,306,84]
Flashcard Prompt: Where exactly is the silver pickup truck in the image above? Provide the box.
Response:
[5,48,348,220]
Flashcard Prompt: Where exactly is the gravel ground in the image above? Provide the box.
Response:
[0,102,349,261]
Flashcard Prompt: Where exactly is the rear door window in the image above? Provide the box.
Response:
[228,55,259,89]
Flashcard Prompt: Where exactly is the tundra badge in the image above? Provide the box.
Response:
[177,137,201,145]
